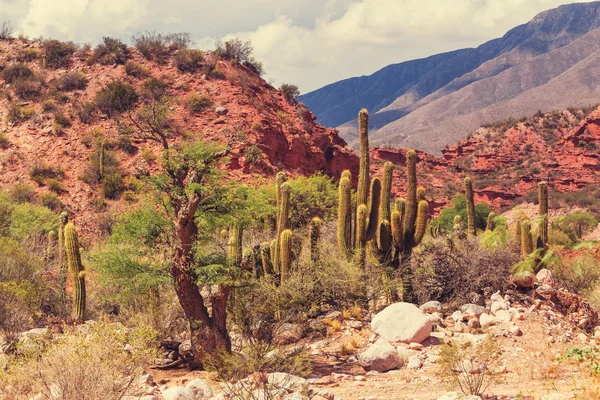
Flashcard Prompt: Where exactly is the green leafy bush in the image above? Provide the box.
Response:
[185,93,212,113]
[552,212,598,243]
[30,163,63,186]
[279,83,299,103]
[37,191,63,211]
[173,49,204,72]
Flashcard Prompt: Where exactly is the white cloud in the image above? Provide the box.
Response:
[1,0,596,92]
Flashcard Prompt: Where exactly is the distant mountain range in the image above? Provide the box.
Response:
[299,1,600,154]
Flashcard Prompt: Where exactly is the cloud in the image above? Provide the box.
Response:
[1,0,595,92]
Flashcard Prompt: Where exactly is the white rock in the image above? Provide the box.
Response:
[509,326,523,336]
[267,373,308,394]
[495,310,512,323]
[490,292,504,302]
[454,322,467,332]
[371,302,432,343]
[140,396,159,400]
[359,342,401,372]
[537,269,556,287]
[409,342,423,350]
[186,378,213,399]
[162,386,195,400]
[283,392,307,400]
[491,301,509,315]
[419,301,442,313]
[480,314,497,327]
[467,318,480,329]
[436,392,461,400]
[406,356,422,370]
[451,311,463,322]
[460,304,488,317]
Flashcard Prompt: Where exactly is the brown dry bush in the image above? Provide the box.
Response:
[56,72,88,91]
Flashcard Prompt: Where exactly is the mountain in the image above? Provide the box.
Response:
[299,1,600,154]
[0,37,356,237]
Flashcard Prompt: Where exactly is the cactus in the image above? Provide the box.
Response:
[417,187,426,201]
[269,239,277,269]
[403,150,418,241]
[414,200,429,245]
[260,242,274,276]
[46,230,56,260]
[391,210,404,253]
[366,178,381,241]
[486,212,496,232]
[377,220,392,254]
[41,52,47,69]
[310,217,321,263]
[453,215,464,234]
[274,182,291,272]
[337,176,353,258]
[356,204,368,268]
[464,177,476,236]
[356,109,370,233]
[99,141,105,179]
[58,212,68,313]
[538,181,548,247]
[228,224,243,268]
[520,220,534,260]
[279,229,293,285]
[64,222,85,321]
[341,169,351,180]
[380,162,393,223]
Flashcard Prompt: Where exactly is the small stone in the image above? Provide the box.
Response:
[214,106,228,115]
[407,356,422,370]
[454,322,467,332]
[495,310,512,323]
[459,304,488,317]
[451,310,463,322]
[354,375,366,381]
[162,386,194,400]
[536,269,556,287]
[409,342,424,350]
[467,318,480,329]
[577,333,589,344]
[541,394,569,400]
[480,314,497,328]
[509,326,523,336]
[419,301,442,313]
[186,378,213,399]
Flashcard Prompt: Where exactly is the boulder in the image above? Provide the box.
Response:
[267,373,309,394]
[495,310,511,323]
[491,300,508,315]
[186,378,213,399]
[371,302,432,343]
[406,356,422,370]
[274,323,305,345]
[419,301,442,313]
[178,340,192,358]
[512,271,536,288]
[358,341,401,372]
[459,304,488,317]
[480,313,497,328]
[536,269,556,287]
[162,386,195,400]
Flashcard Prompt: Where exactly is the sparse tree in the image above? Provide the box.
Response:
[0,21,13,40]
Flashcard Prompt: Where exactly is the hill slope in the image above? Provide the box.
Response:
[300,1,600,154]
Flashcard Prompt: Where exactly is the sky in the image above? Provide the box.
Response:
[0,0,596,93]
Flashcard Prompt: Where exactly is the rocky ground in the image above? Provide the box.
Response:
[95,268,600,400]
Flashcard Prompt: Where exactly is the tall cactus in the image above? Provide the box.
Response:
[520,220,534,260]
[403,150,418,241]
[337,176,353,258]
[310,217,321,263]
[279,229,293,285]
[486,212,496,232]
[391,210,404,253]
[380,162,393,223]
[538,181,548,247]
[453,215,463,233]
[46,230,56,261]
[356,109,370,209]
[366,178,381,241]
[274,182,291,272]
[414,200,429,245]
[417,187,426,201]
[58,212,68,313]
[356,204,368,268]
[64,222,85,321]
[464,177,476,236]
[260,242,273,276]
[228,224,243,268]
[99,140,105,179]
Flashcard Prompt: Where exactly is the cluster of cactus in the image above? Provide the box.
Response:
[64,221,86,321]
[337,109,430,269]
[516,181,549,261]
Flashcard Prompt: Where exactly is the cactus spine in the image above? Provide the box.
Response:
[64,222,85,321]
[337,176,353,258]
[310,217,321,263]
[486,212,496,232]
[228,224,243,268]
[464,177,476,236]
[356,109,370,234]
[279,229,293,285]
[538,181,548,247]
[520,220,534,260]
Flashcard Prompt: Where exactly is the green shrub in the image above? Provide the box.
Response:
[16,48,39,62]
[551,252,600,296]
[244,145,262,164]
[1,63,34,83]
[185,93,212,113]
[41,99,58,112]
[93,37,128,65]
[552,212,598,242]
[437,195,492,234]
[0,131,9,149]
[141,77,168,100]
[6,103,35,124]
[54,111,71,128]
[124,61,149,78]
[132,31,169,61]
[216,38,253,62]
[13,78,42,100]
[46,178,63,193]
[30,163,63,186]
[102,171,124,200]
[44,39,77,68]
[141,147,156,164]
[209,67,225,80]
[173,49,204,72]
[9,183,34,203]
[279,83,299,103]
[95,80,138,115]
[76,101,96,124]
[56,72,87,91]
[37,191,63,211]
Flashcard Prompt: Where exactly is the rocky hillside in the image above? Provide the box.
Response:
[0,37,357,237]
[300,1,600,154]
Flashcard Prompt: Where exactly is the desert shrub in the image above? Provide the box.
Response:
[173,49,204,72]
[216,38,253,62]
[438,337,499,396]
[552,212,598,243]
[165,32,192,50]
[6,103,35,124]
[551,252,600,296]
[56,72,87,91]
[44,39,77,68]
[76,100,97,124]
[46,178,63,193]
[41,99,57,112]
[0,21,13,39]
[280,83,299,104]
[0,195,58,239]
[0,131,9,149]
[132,31,169,61]
[9,183,34,203]
[209,67,225,80]
[141,147,156,164]
[0,322,159,399]
[37,191,63,211]
[102,171,124,200]
[2,63,34,83]
[81,141,125,199]
[95,80,138,115]
[124,61,150,78]
[141,77,168,100]
[30,163,63,186]
[16,48,39,62]
[93,37,129,65]
[0,281,37,349]
[54,110,71,128]
[243,57,264,76]
[411,236,516,304]
[13,78,42,100]
[244,145,262,164]
[185,93,212,113]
